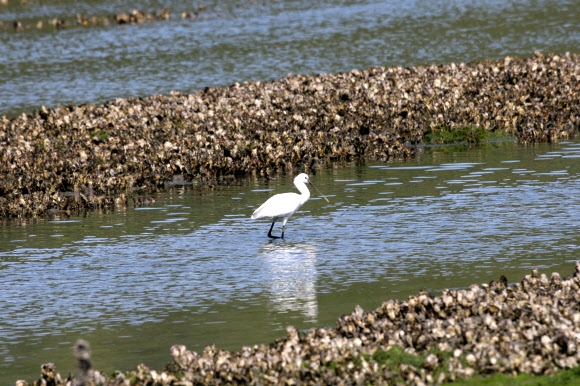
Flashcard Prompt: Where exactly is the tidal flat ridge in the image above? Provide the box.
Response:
[16,264,580,385]
[1,52,579,219]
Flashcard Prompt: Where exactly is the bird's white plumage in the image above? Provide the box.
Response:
[251,174,310,223]
[251,191,309,221]
[251,173,324,238]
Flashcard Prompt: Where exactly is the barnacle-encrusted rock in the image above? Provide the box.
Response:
[1,52,579,218]
[15,263,580,385]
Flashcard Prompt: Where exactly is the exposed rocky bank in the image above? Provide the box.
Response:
[16,263,580,385]
[1,51,579,219]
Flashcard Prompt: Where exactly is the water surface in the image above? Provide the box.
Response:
[1,140,580,383]
[1,0,579,116]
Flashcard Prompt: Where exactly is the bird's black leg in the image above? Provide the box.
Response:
[267,221,281,239]
[281,226,285,239]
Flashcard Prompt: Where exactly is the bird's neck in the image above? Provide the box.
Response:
[296,183,311,203]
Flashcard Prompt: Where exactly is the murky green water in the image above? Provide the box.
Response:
[1,0,579,117]
[2,139,580,383]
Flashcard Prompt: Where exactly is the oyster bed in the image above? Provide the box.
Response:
[1,51,579,219]
[17,263,580,385]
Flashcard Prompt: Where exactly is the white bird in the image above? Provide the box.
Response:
[251,173,329,239]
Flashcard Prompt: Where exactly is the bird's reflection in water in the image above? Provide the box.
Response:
[259,242,318,324]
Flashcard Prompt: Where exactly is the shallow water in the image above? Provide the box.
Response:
[1,0,580,116]
[2,139,580,382]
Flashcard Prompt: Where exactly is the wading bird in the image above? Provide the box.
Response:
[251,173,329,239]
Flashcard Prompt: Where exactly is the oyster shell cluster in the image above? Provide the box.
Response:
[2,5,209,32]
[17,264,580,385]
[1,51,579,219]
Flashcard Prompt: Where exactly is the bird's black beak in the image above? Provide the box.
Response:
[308,181,330,203]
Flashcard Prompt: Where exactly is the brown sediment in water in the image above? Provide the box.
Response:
[15,263,580,385]
[1,51,579,219]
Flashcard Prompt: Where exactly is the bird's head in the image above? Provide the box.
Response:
[294,173,310,185]
[294,173,329,203]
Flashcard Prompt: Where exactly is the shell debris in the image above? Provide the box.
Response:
[1,52,579,219]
